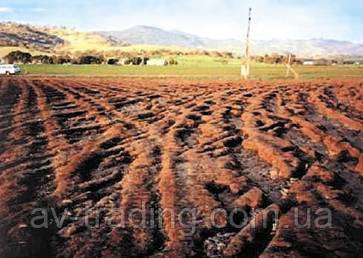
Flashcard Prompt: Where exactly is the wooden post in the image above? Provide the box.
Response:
[286,54,292,77]
[241,8,252,80]
[285,53,299,79]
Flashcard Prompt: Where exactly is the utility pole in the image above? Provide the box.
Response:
[241,8,252,80]
[286,53,292,77]
[285,53,299,79]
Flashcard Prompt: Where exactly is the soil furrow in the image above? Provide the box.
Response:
[1,78,362,258]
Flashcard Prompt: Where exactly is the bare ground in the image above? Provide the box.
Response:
[0,77,362,258]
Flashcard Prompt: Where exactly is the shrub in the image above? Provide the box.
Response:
[79,55,103,65]
[4,51,32,64]
[168,58,178,65]
[124,57,143,65]
[107,58,119,65]
[56,56,72,64]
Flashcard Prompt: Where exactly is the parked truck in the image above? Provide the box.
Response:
[0,64,21,75]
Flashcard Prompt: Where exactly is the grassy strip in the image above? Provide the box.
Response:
[19,64,363,80]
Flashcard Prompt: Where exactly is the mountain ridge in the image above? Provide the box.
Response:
[98,25,363,58]
[0,22,362,58]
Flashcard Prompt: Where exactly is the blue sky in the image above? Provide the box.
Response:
[0,0,362,42]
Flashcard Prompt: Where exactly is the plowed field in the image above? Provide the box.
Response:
[0,77,362,258]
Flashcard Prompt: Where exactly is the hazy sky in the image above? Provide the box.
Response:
[0,0,362,42]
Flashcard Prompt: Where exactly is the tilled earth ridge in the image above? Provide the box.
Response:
[0,77,362,258]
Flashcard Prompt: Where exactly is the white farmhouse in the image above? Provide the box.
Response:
[303,60,315,65]
[146,59,167,66]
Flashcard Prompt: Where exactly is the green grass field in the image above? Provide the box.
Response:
[19,56,363,80]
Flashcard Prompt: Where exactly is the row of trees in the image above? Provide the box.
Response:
[56,49,236,59]
[250,54,300,64]
[3,51,100,64]
[2,51,178,65]
[7,50,350,66]
[0,51,296,66]
[250,54,351,65]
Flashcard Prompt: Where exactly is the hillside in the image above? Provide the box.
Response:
[0,22,130,57]
[1,22,362,59]
[0,22,64,51]
[43,27,130,52]
[0,22,198,59]
[98,25,363,58]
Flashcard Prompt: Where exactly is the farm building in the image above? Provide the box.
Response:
[303,60,315,65]
[343,60,362,65]
[302,59,330,66]
[146,59,167,66]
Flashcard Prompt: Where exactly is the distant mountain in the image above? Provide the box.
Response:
[250,39,363,58]
[98,26,206,48]
[1,22,362,58]
[98,25,363,58]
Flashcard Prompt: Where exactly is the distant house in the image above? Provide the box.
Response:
[342,60,362,65]
[343,60,355,65]
[146,59,167,66]
[303,60,315,66]
[302,59,330,66]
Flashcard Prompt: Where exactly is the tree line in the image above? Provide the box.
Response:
[3,51,106,65]
[4,50,348,66]
[250,54,301,64]
[2,50,181,65]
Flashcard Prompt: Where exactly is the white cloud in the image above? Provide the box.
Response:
[0,7,13,13]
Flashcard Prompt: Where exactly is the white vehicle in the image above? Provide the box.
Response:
[0,64,21,75]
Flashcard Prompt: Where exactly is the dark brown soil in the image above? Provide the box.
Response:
[0,77,362,258]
